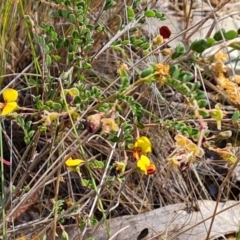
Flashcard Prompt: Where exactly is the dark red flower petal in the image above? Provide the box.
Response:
[159,26,171,39]
[147,164,156,175]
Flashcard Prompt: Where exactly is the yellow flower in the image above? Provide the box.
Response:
[232,75,240,84]
[101,117,119,134]
[41,110,60,126]
[117,63,129,75]
[65,157,85,172]
[137,155,156,175]
[175,134,204,158]
[152,35,164,45]
[209,145,236,163]
[133,136,152,155]
[155,63,169,85]
[167,156,180,169]
[0,88,19,116]
[208,103,226,130]
[61,88,79,105]
[162,48,173,56]
[214,51,228,62]
[111,161,126,175]
[155,63,169,76]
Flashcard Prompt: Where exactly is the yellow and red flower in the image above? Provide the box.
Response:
[133,136,152,160]
[132,136,156,175]
[137,155,156,175]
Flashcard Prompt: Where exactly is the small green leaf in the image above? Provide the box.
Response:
[144,10,156,17]
[104,0,116,10]
[171,42,185,59]
[120,76,130,91]
[93,160,104,168]
[169,65,181,79]
[130,35,136,42]
[178,71,193,82]
[110,45,124,53]
[51,11,59,18]
[52,55,61,61]
[25,121,32,130]
[73,31,80,39]
[38,126,47,131]
[195,90,206,100]
[140,67,154,78]
[124,134,134,142]
[36,100,45,110]
[61,230,69,240]
[90,217,98,226]
[28,130,35,138]
[58,9,68,18]
[186,82,195,91]
[46,55,52,66]
[190,39,208,53]
[155,11,165,20]
[68,13,76,23]
[213,29,226,41]
[127,6,135,21]
[122,40,130,45]
[192,81,201,91]
[139,42,150,50]
[198,99,208,108]
[133,0,141,8]
[17,117,25,127]
[206,37,215,47]
[232,110,240,122]
[24,136,30,144]
[52,103,62,110]
[224,30,238,40]
[81,179,90,187]
[132,39,144,46]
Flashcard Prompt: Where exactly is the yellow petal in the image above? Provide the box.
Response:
[65,157,85,167]
[2,88,18,103]
[186,142,204,158]
[113,161,126,175]
[134,136,152,154]
[1,102,18,116]
[110,121,119,131]
[68,88,79,96]
[175,134,189,146]
[137,155,150,174]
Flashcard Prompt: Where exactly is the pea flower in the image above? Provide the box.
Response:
[61,88,79,105]
[209,145,236,163]
[41,110,60,126]
[175,134,204,158]
[208,103,226,130]
[0,88,19,116]
[133,136,152,160]
[133,136,156,175]
[137,155,156,175]
[111,161,126,176]
[65,157,85,172]
[101,117,119,134]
